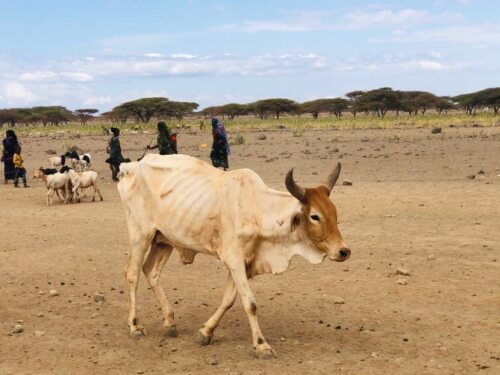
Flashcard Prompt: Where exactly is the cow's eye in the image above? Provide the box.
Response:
[310,214,321,222]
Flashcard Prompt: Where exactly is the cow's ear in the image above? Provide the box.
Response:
[291,213,301,231]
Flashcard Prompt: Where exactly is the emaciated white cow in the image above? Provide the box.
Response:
[118,154,350,358]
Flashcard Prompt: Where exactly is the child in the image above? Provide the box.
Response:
[13,145,28,188]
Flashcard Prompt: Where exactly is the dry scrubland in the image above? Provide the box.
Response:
[1,119,499,375]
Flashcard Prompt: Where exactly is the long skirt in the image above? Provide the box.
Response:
[3,156,15,181]
[210,146,229,169]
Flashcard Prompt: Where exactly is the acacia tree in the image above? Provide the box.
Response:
[74,108,99,125]
[435,98,456,114]
[218,103,249,120]
[113,97,170,123]
[156,101,199,120]
[249,99,298,119]
[32,106,73,125]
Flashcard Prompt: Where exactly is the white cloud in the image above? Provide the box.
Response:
[2,81,37,103]
[83,96,112,106]
[145,52,163,58]
[60,72,94,82]
[343,9,431,28]
[19,71,57,81]
[170,53,197,59]
[19,70,93,82]
[373,23,500,45]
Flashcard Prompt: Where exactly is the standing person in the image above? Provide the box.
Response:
[147,121,177,155]
[13,145,28,188]
[106,127,124,181]
[2,130,19,184]
[210,118,230,171]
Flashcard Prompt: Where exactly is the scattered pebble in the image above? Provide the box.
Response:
[257,134,267,140]
[333,297,345,304]
[34,330,45,337]
[280,336,286,342]
[371,352,379,358]
[205,357,218,365]
[13,324,24,333]
[342,180,353,186]
[428,255,436,261]
[467,174,475,180]
[431,127,442,134]
[49,290,59,297]
[397,279,407,285]
[94,293,105,303]
[396,268,410,276]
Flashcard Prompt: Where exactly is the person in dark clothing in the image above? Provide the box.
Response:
[2,130,19,184]
[210,118,230,170]
[106,127,125,181]
[13,145,28,188]
[147,121,177,155]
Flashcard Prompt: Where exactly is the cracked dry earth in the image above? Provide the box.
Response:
[1,125,499,374]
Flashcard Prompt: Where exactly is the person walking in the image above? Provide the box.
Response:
[106,127,125,181]
[147,121,177,155]
[2,130,19,184]
[210,118,230,171]
[13,145,28,188]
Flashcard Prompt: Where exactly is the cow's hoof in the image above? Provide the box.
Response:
[163,325,178,338]
[197,329,213,346]
[255,348,276,359]
[131,328,145,339]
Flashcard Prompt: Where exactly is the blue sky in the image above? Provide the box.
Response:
[0,0,498,112]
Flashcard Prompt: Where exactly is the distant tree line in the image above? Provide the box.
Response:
[0,88,498,127]
[201,87,499,120]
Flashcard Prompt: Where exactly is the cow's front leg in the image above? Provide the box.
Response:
[198,272,237,345]
[228,261,276,359]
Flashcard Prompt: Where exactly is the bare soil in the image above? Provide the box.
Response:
[1,126,499,375]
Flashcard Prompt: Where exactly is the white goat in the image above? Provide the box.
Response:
[66,169,103,202]
[33,168,71,206]
[48,155,67,168]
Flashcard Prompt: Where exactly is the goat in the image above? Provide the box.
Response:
[49,155,67,168]
[66,169,103,203]
[41,168,58,175]
[33,167,71,206]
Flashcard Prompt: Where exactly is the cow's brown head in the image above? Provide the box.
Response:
[286,163,350,262]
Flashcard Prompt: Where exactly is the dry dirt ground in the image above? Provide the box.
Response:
[1,126,499,375]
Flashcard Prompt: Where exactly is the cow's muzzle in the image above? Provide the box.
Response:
[331,247,351,262]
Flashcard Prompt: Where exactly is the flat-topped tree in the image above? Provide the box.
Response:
[113,97,170,123]
[74,108,99,125]
[249,99,299,119]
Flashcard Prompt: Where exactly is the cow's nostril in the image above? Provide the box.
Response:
[339,248,351,259]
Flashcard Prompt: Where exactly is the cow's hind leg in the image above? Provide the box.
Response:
[125,229,154,338]
[142,241,177,337]
[198,272,237,345]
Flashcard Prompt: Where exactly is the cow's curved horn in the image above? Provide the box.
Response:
[323,163,341,194]
[286,168,306,202]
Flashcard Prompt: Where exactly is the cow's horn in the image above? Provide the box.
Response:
[323,163,341,194]
[286,168,306,202]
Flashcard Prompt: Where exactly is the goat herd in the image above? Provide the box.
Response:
[33,151,103,206]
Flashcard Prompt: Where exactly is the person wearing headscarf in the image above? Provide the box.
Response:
[105,127,125,181]
[148,121,177,155]
[210,118,230,170]
[2,130,19,184]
